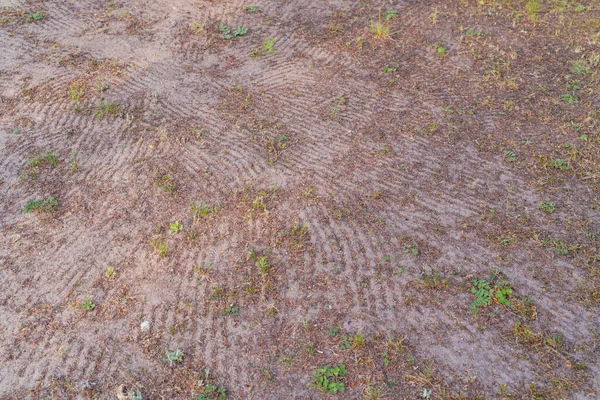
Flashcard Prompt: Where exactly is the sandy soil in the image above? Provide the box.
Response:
[1,0,599,398]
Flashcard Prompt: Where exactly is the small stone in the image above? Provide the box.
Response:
[140,320,151,332]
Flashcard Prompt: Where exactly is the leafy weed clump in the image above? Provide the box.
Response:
[312,364,348,394]
[23,197,59,213]
[471,270,512,315]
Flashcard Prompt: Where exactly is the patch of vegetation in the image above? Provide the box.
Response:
[552,159,572,171]
[221,305,239,317]
[385,9,398,20]
[94,99,122,119]
[70,151,79,172]
[525,0,540,21]
[192,202,216,222]
[403,243,419,256]
[22,197,58,213]
[538,201,556,214]
[68,82,84,101]
[219,23,247,40]
[504,149,517,163]
[197,383,227,400]
[165,348,184,366]
[370,10,390,39]
[82,299,96,311]
[169,221,183,234]
[471,270,512,316]
[251,37,276,58]
[154,170,177,194]
[256,256,270,275]
[152,239,169,257]
[29,151,59,169]
[542,239,581,256]
[243,5,260,13]
[312,364,348,394]
[26,11,43,23]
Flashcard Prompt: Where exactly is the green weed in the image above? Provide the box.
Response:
[525,0,540,20]
[94,99,122,119]
[22,197,59,213]
[169,221,183,234]
[312,364,348,394]
[243,5,260,13]
[82,299,96,311]
[560,94,579,104]
[152,239,169,257]
[70,151,79,172]
[221,305,239,317]
[165,348,184,366]
[504,150,517,163]
[471,270,512,315]
[197,382,227,399]
[29,151,59,169]
[385,9,398,20]
[538,201,555,214]
[256,256,270,274]
[219,23,247,40]
[68,83,84,101]
[552,159,572,171]
[26,11,43,23]
[252,37,276,58]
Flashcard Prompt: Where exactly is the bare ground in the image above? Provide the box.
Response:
[1,0,599,399]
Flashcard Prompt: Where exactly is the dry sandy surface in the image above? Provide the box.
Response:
[1,0,599,398]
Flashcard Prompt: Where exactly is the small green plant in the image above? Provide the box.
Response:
[126,390,143,400]
[504,150,517,163]
[525,0,540,20]
[256,256,270,274]
[94,99,122,119]
[219,23,247,40]
[436,43,446,55]
[82,299,96,311]
[370,10,390,38]
[404,243,419,256]
[471,271,512,315]
[551,240,570,255]
[538,201,555,214]
[571,60,591,75]
[70,151,79,172]
[106,267,116,277]
[312,364,348,394]
[165,348,184,366]
[329,326,340,337]
[22,197,59,213]
[382,65,398,73]
[29,151,59,169]
[197,382,227,400]
[329,95,345,120]
[154,170,177,194]
[68,83,84,101]
[26,11,43,23]
[385,9,398,20]
[221,305,239,317]
[169,221,183,234]
[560,94,579,104]
[152,239,169,257]
[352,333,365,347]
[252,37,276,58]
[243,5,260,13]
[339,335,351,350]
[552,159,572,171]
[192,202,215,220]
